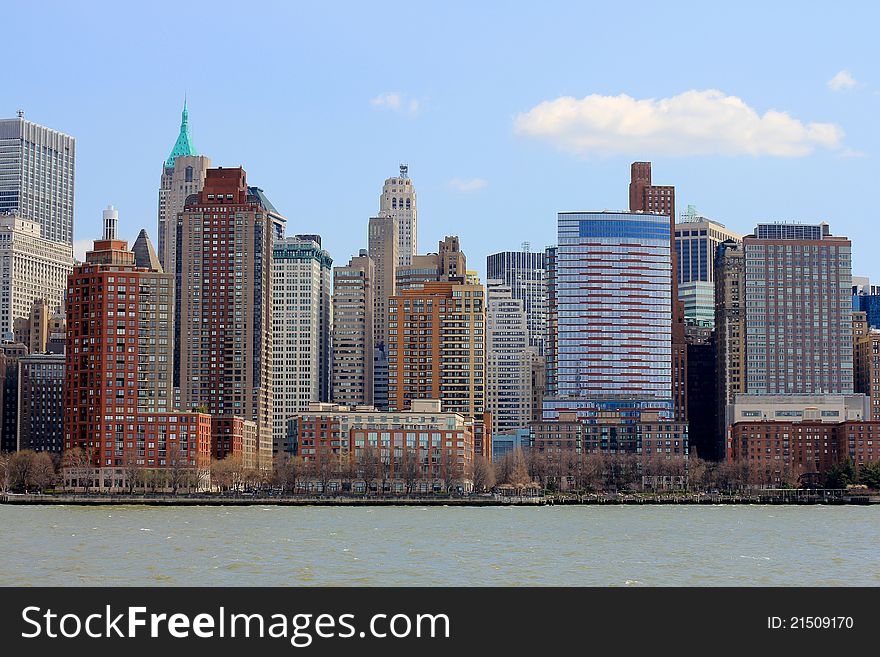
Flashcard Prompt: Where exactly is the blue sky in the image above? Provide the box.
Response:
[7,1,879,279]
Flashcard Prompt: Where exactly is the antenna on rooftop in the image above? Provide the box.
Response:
[17,109,24,118]
[522,241,531,253]
[399,163,408,179]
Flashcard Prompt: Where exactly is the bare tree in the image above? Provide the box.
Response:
[166,443,189,495]
[494,451,514,485]
[399,447,419,495]
[122,450,142,494]
[62,447,84,491]
[10,450,36,491]
[509,447,532,492]
[0,452,12,496]
[30,452,56,492]
[471,455,495,493]
[315,453,335,496]
[360,445,379,496]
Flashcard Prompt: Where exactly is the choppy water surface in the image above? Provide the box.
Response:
[1,505,877,586]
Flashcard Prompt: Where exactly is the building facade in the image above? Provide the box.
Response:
[854,329,880,421]
[553,211,673,415]
[0,214,74,341]
[387,281,491,455]
[379,165,417,266]
[272,235,332,453]
[331,252,374,406]
[157,101,212,273]
[486,249,547,355]
[174,167,274,469]
[629,162,687,422]
[0,114,75,245]
[64,215,211,485]
[0,342,27,452]
[744,223,853,395]
[674,208,743,326]
[16,353,64,452]
[486,279,532,432]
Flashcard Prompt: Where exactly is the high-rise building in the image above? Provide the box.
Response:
[17,352,64,452]
[854,328,880,421]
[331,252,374,406]
[387,280,492,455]
[629,162,686,422]
[544,245,558,397]
[549,211,673,419]
[487,248,547,355]
[175,167,274,469]
[379,164,417,265]
[486,279,532,432]
[368,214,398,409]
[394,236,467,291]
[14,298,65,354]
[0,342,27,452]
[744,223,853,395]
[674,206,743,326]
[0,214,74,341]
[715,239,746,450]
[272,235,332,453]
[64,211,212,483]
[0,113,75,245]
[684,320,718,459]
[158,100,211,273]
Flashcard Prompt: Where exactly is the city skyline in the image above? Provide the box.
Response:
[4,1,879,282]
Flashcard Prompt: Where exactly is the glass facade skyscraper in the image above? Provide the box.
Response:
[486,249,547,355]
[554,211,673,407]
[0,114,75,245]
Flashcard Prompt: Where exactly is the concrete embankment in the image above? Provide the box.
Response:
[1,493,877,506]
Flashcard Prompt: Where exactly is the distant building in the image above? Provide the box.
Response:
[0,342,28,452]
[395,237,467,291]
[157,100,211,273]
[486,279,531,432]
[64,210,211,487]
[291,399,474,492]
[550,211,673,419]
[379,165,417,266]
[14,298,65,355]
[486,249,547,355]
[685,319,718,459]
[0,113,75,245]
[17,353,64,452]
[492,428,530,461]
[674,206,742,327]
[0,214,74,341]
[175,167,274,470]
[744,223,853,395]
[272,235,332,453]
[387,280,492,456]
[332,252,375,406]
[854,329,880,421]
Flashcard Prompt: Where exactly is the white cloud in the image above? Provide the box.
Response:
[370,92,420,116]
[514,89,844,158]
[827,70,857,91]
[449,177,488,192]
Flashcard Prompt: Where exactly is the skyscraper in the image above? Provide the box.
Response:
[175,167,274,469]
[379,164,417,265]
[549,211,673,418]
[674,206,742,326]
[486,248,547,355]
[629,161,686,422]
[0,112,75,245]
[368,214,398,409]
[17,353,64,452]
[272,235,332,453]
[486,279,532,432]
[394,236,467,291]
[158,100,211,273]
[715,239,746,451]
[744,222,853,395]
[64,211,211,483]
[387,280,491,455]
[0,214,74,341]
[331,252,374,406]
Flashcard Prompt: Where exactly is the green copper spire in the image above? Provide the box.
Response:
[165,97,198,168]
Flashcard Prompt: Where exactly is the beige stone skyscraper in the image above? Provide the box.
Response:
[379,164,417,265]
[368,214,398,348]
[331,252,374,405]
[158,100,211,273]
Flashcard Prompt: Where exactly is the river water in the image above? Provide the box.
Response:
[1,505,877,586]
